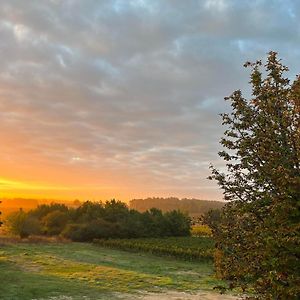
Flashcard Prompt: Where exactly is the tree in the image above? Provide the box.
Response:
[165,210,191,236]
[103,199,129,223]
[208,52,300,299]
[29,203,69,220]
[7,209,41,238]
[42,210,70,235]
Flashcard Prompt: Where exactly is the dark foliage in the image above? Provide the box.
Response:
[7,200,191,241]
[208,52,300,299]
[6,209,41,238]
[28,203,69,220]
[94,237,214,261]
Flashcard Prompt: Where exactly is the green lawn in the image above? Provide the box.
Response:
[0,241,226,300]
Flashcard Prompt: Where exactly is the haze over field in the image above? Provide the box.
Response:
[0,0,300,201]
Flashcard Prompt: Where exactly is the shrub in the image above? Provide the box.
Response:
[62,219,119,241]
[42,210,70,235]
[6,210,41,238]
[191,225,212,237]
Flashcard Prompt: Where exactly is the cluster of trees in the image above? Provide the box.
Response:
[206,52,299,299]
[6,200,191,241]
[130,197,224,217]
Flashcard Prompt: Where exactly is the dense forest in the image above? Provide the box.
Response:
[130,197,224,217]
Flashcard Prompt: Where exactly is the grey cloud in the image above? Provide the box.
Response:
[0,0,299,199]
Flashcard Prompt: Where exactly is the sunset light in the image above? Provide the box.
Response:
[1,1,298,204]
[0,1,299,299]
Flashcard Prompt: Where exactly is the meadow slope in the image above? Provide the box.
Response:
[0,241,238,300]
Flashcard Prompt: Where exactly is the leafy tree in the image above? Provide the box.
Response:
[119,209,147,238]
[103,199,129,223]
[62,219,119,241]
[165,210,191,236]
[42,210,70,235]
[72,201,105,223]
[7,209,41,238]
[202,209,221,236]
[29,203,69,220]
[142,208,169,237]
[209,52,300,299]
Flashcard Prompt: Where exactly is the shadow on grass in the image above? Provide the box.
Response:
[0,242,229,299]
[0,260,118,300]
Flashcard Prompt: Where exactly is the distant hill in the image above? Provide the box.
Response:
[0,198,81,217]
[129,197,224,217]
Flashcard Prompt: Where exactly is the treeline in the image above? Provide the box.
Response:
[6,200,191,241]
[130,197,224,217]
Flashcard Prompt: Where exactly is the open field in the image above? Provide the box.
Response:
[0,240,238,300]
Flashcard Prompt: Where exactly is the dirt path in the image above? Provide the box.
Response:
[34,293,240,300]
[133,291,240,300]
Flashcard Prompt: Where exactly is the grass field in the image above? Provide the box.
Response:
[0,239,235,300]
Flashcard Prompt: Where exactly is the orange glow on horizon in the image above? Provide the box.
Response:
[0,177,119,202]
[0,177,74,191]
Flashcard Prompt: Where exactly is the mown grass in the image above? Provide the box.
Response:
[0,241,226,300]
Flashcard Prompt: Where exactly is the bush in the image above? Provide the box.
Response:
[7,210,41,238]
[62,219,119,241]
[191,225,212,237]
[29,203,69,220]
[42,210,70,235]
[165,210,191,236]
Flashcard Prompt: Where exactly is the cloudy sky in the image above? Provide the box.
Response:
[0,0,299,201]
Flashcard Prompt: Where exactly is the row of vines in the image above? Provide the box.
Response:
[94,236,214,261]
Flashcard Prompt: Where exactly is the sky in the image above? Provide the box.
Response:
[0,0,300,202]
